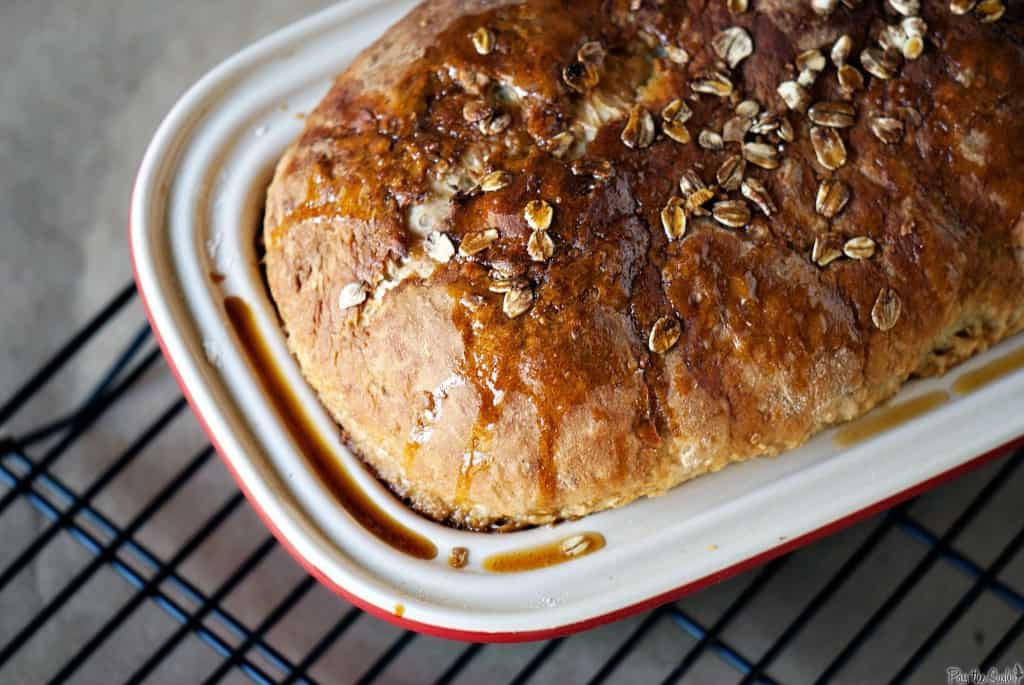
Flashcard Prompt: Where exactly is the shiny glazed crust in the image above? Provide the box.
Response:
[264,0,1024,529]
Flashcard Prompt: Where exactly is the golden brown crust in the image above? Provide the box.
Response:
[264,0,1024,529]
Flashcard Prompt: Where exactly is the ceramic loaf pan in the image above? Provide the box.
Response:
[130,0,1024,641]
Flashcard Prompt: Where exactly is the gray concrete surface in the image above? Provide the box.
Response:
[1,0,329,392]
[1,2,1021,684]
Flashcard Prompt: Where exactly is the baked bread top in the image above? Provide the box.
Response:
[264,0,1024,529]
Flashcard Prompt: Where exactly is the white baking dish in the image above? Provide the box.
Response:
[129,0,1024,641]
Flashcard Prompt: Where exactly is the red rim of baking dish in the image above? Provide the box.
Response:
[129,206,1024,643]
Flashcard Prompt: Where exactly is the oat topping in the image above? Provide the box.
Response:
[471,27,495,55]
[459,228,500,256]
[837,64,866,98]
[712,27,754,69]
[488,272,527,293]
[664,118,692,144]
[741,178,777,216]
[339,282,368,310]
[903,38,925,60]
[621,105,656,149]
[663,100,695,142]
[975,0,1006,23]
[503,285,534,319]
[778,80,811,112]
[662,99,693,124]
[549,131,575,159]
[879,24,907,54]
[843,236,877,260]
[880,19,926,61]
[679,170,707,197]
[479,170,513,192]
[723,115,752,143]
[561,535,591,557]
[860,47,900,80]
[810,126,848,170]
[812,235,844,267]
[480,112,512,136]
[425,231,455,263]
[577,41,606,67]
[776,116,795,142]
[661,197,688,240]
[870,116,905,144]
[685,187,716,213]
[648,316,682,354]
[524,200,554,231]
[797,68,819,89]
[448,547,469,569]
[950,0,978,13]
[691,71,735,98]
[416,0,995,332]
[665,44,691,65]
[698,129,725,151]
[872,288,902,331]
[742,141,780,170]
[816,179,851,218]
[717,154,746,191]
[831,35,853,66]
[903,16,927,34]
[563,60,600,93]
[712,200,752,228]
[796,49,827,73]
[888,0,920,17]
[751,111,779,136]
[808,101,856,129]
[811,0,839,16]
[527,229,556,262]
[570,158,614,181]
[736,99,760,118]
[462,100,492,124]
[900,19,927,60]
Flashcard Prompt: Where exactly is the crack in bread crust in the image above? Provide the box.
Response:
[265,0,1024,529]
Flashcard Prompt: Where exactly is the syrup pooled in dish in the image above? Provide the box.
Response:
[225,296,437,559]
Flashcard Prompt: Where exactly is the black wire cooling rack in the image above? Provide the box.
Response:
[0,282,1021,684]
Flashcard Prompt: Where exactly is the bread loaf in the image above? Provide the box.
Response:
[264,0,1024,529]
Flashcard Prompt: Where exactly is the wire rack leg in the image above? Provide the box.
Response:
[812,451,1024,684]
[45,491,247,684]
[888,521,1024,683]
[508,639,565,685]
[0,349,162,519]
[663,556,789,685]
[201,576,318,685]
[281,607,364,685]
[0,441,208,668]
[0,398,187,594]
[121,537,278,685]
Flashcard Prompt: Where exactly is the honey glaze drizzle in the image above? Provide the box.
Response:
[448,281,506,506]
[833,391,950,448]
[448,270,610,508]
[482,532,606,573]
[953,347,1024,395]
[401,441,420,475]
[223,297,437,560]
